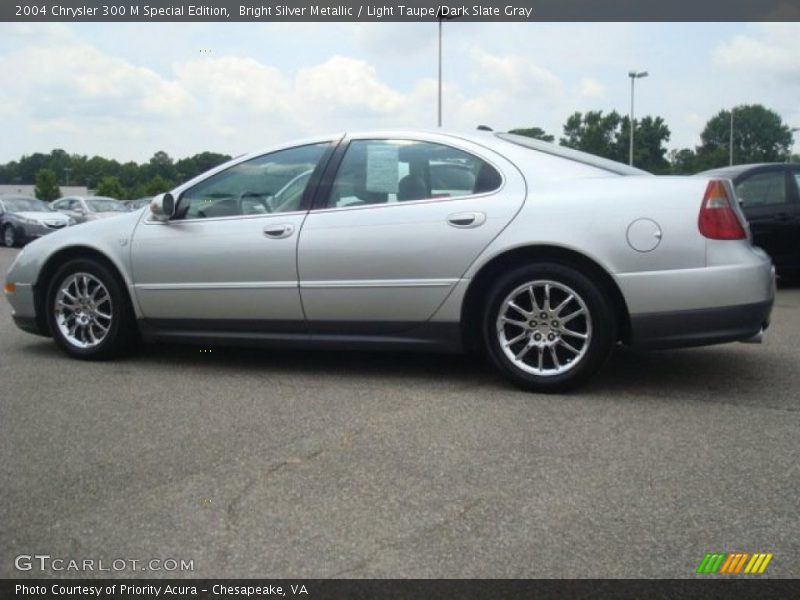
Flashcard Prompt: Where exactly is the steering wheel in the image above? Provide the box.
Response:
[237,191,272,215]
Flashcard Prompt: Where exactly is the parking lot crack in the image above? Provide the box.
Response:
[328,499,482,577]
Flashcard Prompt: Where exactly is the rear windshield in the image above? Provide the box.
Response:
[496,133,651,176]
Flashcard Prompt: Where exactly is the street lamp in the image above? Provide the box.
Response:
[788,127,800,163]
[628,71,648,166]
[729,108,736,166]
[437,12,460,128]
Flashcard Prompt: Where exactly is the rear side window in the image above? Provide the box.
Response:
[324,139,502,209]
[736,171,787,207]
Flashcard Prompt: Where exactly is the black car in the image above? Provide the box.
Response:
[701,163,800,278]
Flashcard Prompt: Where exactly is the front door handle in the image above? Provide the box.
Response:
[447,212,486,228]
[263,224,294,239]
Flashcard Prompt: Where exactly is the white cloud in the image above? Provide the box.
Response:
[577,78,606,101]
[295,56,405,115]
[712,23,800,80]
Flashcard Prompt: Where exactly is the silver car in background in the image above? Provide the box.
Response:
[3,130,775,392]
[50,196,128,223]
[0,195,73,247]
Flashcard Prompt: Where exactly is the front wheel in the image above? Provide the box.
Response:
[2,225,19,247]
[483,263,616,393]
[46,259,136,360]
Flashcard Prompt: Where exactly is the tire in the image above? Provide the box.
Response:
[483,262,617,393]
[2,224,19,248]
[46,259,137,360]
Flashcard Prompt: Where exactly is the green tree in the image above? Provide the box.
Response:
[146,151,177,182]
[34,168,61,201]
[508,127,555,143]
[96,175,126,199]
[696,105,794,169]
[145,174,172,196]
[668,148,699,174]
[615,115,671,173]
[560,111,624,160]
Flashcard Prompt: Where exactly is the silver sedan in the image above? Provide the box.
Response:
[3,130,775,392]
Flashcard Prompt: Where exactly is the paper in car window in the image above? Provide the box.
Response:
[366,144,399,193]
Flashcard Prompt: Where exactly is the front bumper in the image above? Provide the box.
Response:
[22,222,68,241]
[4,281,48,336]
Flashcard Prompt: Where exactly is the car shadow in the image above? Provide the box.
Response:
[20,336,778,400]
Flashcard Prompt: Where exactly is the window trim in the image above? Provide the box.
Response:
[310,137,506,214]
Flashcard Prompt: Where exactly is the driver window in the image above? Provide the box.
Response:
[174,143,329,220]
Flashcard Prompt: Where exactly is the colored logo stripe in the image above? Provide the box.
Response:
[697,552,773,574]
[697,553,725,574]
[744,553,773,574]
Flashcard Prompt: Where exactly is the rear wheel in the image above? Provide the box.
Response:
[483,263,616,392]
[46,259,136,359]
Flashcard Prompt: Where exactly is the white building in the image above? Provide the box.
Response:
[0,184,90,199]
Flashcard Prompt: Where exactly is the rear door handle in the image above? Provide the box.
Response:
[447,212,486,228]
[263,224,294,239]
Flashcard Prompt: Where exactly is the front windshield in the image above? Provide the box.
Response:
[87,198,126,212]
[2,198,53,212]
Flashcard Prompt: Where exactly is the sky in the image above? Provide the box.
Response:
[0,21,798,164]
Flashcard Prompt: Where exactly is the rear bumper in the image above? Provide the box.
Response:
[629,299,773,349]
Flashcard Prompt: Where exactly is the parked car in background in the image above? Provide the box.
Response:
[4,130,774,392]
[0,195,73,247]
[700,163,800,279]
[50,196,128,224]
[123,197,152,211]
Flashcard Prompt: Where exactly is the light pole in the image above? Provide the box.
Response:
[628,71,648,166]
[64,167,72,187]
[788,127,800,163]
[437,13,459,128]
[729,108,736,166]
[437,18,442,127]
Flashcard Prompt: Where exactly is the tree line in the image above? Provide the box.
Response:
[510,104,796,174]
[0,149,232,202]
[1,103,796,202]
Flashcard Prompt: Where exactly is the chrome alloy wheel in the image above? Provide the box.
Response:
[496,280,593,376]
[54,273,113,349]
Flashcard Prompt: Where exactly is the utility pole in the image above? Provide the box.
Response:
[628,71,648,166]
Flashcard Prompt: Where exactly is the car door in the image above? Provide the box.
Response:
[297,134,525,334]
[736,167,798,269]
[786,166,800,272]
[130,141,334,332]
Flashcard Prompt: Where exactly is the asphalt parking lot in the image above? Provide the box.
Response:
[1,245,798,579]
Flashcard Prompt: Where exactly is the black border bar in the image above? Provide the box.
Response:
[4,1,800,22]
[3,579,800,600]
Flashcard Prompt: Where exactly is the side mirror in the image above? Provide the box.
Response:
[150,192,176,221]
[75,206,86,215]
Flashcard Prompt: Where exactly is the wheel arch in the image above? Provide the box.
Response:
[33,245,135,336]
[460,244,631,350]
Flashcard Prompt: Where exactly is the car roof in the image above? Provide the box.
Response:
[700,163,798,177]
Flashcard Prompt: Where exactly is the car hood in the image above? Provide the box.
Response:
[13,211,70,223]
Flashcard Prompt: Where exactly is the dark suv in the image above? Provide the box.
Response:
[701,163,800,279]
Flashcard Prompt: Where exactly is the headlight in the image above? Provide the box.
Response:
[22,217,39,225]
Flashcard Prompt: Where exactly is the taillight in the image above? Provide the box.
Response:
[698,180,747,240]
